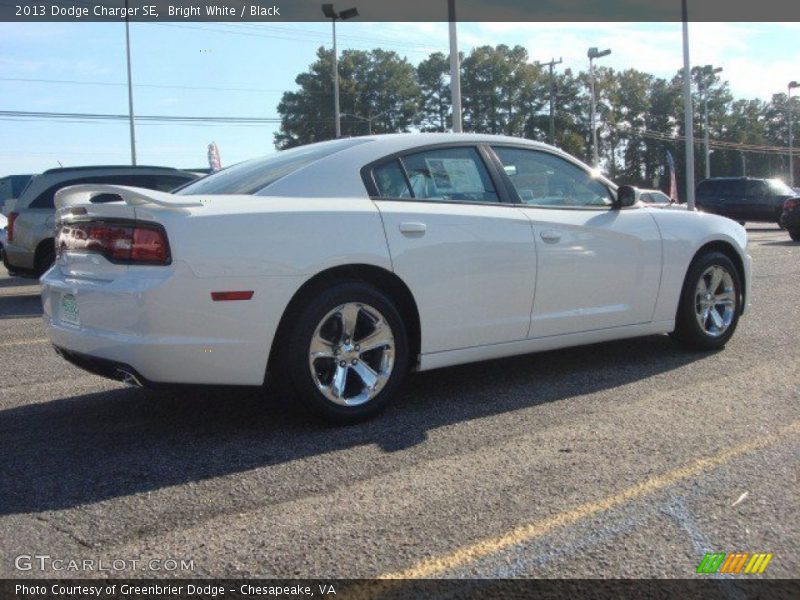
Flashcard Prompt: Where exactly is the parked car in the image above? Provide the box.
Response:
[638,188,687,210]
[696,177,798,226]
[42,134,751,422]
[781,197,800,241]
[3,166,198,276]
[639,189,672,205]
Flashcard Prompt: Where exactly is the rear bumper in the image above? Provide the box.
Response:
[53,345,150,387]
[2,241,34,270]
[41,257,301,386]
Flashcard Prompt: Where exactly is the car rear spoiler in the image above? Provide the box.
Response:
[55,184,203,211]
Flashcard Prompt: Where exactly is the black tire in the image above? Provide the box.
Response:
[283,281,409,423]
[671,251,742,350]
[789,228,800,242]
[35,242,55,276]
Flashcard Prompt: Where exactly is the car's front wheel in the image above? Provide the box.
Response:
[285,282,409,422]
[671,251,742,350]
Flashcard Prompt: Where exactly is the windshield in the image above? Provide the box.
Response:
[767,179,796,196]
[176,138,371,196]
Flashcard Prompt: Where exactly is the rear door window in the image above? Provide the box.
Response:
[746,180,768,197]
[373,160,413,198]
[395,146,500,203]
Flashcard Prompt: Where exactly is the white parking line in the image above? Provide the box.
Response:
[0,338,49,348]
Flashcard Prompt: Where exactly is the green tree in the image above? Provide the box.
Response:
[275,47,421,149]
[416,52,451,132]
[460,45,545,136]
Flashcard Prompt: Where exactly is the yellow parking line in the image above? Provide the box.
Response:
[0,338,49,348]
[377,420,800,580]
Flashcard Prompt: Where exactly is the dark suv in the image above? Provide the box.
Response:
[695,177,798,226]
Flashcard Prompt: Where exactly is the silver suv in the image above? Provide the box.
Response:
[2,166,198,276]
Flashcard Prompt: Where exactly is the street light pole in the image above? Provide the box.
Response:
[448,0,462,133]
[700,65,723,180]
[789,81,799,186]
[322,4,359,139]
[681,0,696,210]
[124,0,136,165]
[537,57,562,145]
[588,47,611,167]
[332,16,339,138]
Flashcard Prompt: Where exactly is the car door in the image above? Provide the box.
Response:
[367,145,536,354]
[721,180,749,219]
[744,180,770,220]
[489,145,662,338]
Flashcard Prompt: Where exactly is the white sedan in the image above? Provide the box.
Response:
[42,134,751,422]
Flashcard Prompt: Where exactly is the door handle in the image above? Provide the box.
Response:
[399,222,427,235]
[539,229,562,243]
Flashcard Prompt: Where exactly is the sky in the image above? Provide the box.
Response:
[1,21,799,175]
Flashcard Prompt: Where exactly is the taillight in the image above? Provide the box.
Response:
[131,227,169,263]
[7,212,18,242]
[784,198,799,211]
[56,220,170,265]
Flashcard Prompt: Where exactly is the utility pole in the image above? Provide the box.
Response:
[788,81,799,186]
[537,57,562,145]
[332,16,339,137]
[681,0,696,210]
[448,0,462,133]
[124,0,136,165]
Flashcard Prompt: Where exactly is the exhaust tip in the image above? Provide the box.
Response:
[116,368,144,388]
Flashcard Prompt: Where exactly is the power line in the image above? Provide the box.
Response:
[0,76,296,94]
[639,129,793,154]
[0,110,284,124]
[151,22,437,55]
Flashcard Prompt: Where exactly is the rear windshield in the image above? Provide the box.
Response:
[176,138,371,196]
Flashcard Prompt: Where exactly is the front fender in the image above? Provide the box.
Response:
[650,210,749,322]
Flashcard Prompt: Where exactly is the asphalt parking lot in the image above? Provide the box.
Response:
[0,226,798,580]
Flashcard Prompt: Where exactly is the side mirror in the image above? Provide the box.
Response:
[615,185,638,209]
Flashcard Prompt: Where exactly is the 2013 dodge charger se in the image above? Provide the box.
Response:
[41,134,751,422]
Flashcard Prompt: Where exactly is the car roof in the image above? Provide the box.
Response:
[39,165,187,175]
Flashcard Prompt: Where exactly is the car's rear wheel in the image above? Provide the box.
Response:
[789,228,800,242]
[285,282,408,422]
[35,240,55,276]
[671,251,742,350]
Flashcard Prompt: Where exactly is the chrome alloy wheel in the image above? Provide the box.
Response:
[308,302,395,406]
[694,265,736,337]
